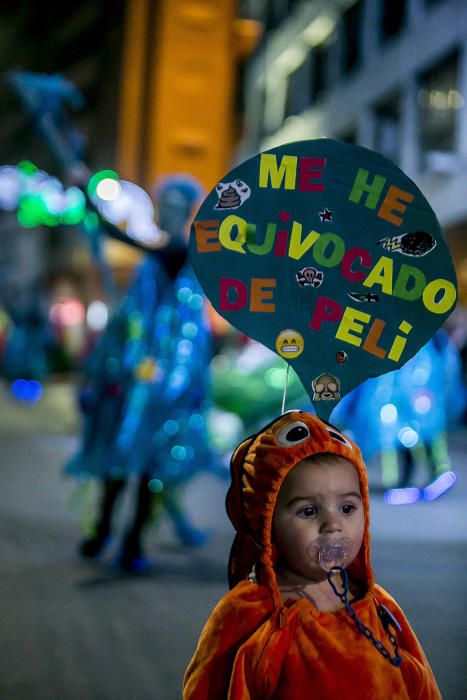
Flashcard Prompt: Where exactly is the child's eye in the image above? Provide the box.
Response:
[298,506,317,518]
[342,504,356,514]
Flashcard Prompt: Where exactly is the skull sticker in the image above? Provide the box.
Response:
[296,266,324,288]
[312,373,341,401]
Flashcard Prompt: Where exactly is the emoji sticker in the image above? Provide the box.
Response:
[312,373,341,401]
[336,351,348,364]
[214,180,251,209]
[276,329,304,359]
[378,231,436,257]
[296,266,324,288]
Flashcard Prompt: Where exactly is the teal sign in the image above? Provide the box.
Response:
[189,139,457,420]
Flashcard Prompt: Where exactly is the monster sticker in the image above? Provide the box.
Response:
[214,180,251,210]
[378,231,437,257]
[312,373,341,401]
[276,329,304,359]
[189,138,458,421]
[296,267,324,288]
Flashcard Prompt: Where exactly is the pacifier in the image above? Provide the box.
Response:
[316,537,349,572]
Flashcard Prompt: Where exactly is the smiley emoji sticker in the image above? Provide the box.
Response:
[276,329,304,359]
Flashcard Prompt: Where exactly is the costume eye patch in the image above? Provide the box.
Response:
[326,427,352,449]
[277,421,311,446]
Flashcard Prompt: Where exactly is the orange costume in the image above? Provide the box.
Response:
[183,411,441,699]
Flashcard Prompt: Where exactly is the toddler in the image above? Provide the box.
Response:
[183,411,441,699]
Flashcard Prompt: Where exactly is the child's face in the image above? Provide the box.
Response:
[272,457,364,583]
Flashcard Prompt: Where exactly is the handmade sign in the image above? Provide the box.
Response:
[189,139,457,420]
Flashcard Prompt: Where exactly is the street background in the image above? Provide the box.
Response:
[1,2,467,699]
[0,382,465,700]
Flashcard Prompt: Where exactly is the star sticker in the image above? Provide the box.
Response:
[319,207,333,222]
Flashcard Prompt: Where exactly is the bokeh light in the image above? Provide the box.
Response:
[11,379,43,402]
[413,393,432,415]
[96,178,121,201]
[422,471,456,501]
[171,445,187,461]
[380,403,398,424]
[148,478,164,494]
[398,426,419,448]
[384,487,421,506]
[86,301,109,331]
[50,299,85,326]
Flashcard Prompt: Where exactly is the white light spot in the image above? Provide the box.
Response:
[380,403,398,424]
[398,427,419,448]
[87,301,109,331]
[96,178,121,201]
[414,394,432,415]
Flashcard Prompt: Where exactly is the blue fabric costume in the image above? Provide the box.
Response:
[66,257,212,483]
[333,331,465,486]
[1,293,54,382]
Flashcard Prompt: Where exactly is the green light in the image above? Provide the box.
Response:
[17,207,37,228]
[265,367,287,389]
[62,188,86,225]
[87,169,119,197]
[128,312,144,339]
[63,209,84,225]
[18,194,50,227]
[18,160,37,175]
[148,478,164,494]
[44,213,57,227]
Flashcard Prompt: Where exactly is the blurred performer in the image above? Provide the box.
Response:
[0,284,54,381]
[66,176,217,571]
[395,330,465,487]
[333,330,466,488]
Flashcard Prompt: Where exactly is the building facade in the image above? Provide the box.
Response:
[241,0,467,303]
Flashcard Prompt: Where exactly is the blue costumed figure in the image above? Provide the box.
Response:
[66,175,218,571]
[1,284,55,383]
[333,330,466,489]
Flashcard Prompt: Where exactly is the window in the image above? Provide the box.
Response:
[380,0,406,42]
[374,92,402,164]
[264,0,296,31]
[284,58,311,118]
[418,51,461,166]
[341,0,362,74]
[336,128,357,144]
[310,40,330,101]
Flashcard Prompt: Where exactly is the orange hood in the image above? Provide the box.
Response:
[226,410,373,611]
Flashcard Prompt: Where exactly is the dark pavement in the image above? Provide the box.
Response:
[0,383,466,699]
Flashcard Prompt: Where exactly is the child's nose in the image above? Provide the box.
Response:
[320,512,343,534]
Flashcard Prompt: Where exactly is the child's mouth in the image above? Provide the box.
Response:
[310,537,352,572]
